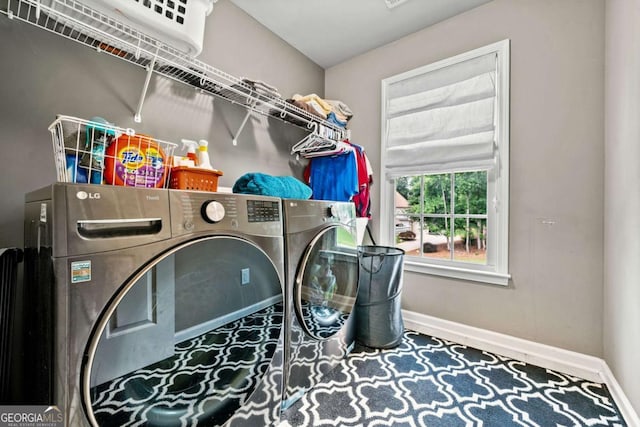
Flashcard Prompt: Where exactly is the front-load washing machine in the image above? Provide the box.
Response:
[280,200,359,410]
[15,183,285,426]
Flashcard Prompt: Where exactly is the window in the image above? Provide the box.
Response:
[380,40,510,285]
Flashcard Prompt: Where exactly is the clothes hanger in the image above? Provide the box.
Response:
[301,141,353,158]
[291,123,335,155]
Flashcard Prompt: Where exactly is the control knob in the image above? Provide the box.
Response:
[201,200,225,223]
[327,205,338,218]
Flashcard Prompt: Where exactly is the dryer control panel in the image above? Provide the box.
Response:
[282,200,356,235]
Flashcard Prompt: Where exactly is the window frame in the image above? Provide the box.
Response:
[380,40,510,286]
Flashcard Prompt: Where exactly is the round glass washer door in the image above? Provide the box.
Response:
[82,236,283,427]
[295,224,359,340]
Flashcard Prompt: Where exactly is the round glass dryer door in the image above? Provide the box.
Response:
[295,225,359,340]
[82,236,283,427]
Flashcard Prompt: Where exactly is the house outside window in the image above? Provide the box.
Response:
[380,40,510,286]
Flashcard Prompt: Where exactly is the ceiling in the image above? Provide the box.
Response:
[228,0,492,68]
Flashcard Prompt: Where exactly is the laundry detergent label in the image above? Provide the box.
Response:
[104,135,168,188]
[71,260,91,283]
[114,145,166,188]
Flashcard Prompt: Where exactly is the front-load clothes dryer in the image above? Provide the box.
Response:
[15,183,285,426]
[280,200,359,410]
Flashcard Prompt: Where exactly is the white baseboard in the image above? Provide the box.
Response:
[402,309,640,427]
[599,361,640,427]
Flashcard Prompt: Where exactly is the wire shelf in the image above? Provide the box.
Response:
[50,115,178,188]
[1,0,347,141]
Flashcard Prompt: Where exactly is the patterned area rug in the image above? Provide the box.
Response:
[280,330,626,427]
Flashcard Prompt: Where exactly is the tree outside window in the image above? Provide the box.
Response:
[395,171,487,264]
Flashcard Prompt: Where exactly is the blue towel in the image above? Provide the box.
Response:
[326,111,347,128]
[232,173,312,199]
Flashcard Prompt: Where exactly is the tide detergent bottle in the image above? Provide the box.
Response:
[104,133,168,188]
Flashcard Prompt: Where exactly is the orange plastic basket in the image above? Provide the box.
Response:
[169,166,223,192]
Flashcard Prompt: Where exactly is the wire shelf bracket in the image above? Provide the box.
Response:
[231,106,255,147]
[134,47,159,123]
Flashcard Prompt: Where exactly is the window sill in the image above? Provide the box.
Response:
[403,259,511,286]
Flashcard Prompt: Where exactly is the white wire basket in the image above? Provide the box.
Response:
[49,115,178,188]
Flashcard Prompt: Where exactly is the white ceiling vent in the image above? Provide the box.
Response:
[384,0,411,10]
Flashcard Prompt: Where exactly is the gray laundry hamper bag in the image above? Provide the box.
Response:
[355,245,405,348]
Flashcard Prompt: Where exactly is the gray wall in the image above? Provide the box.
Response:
[604,0,640,412]
[0,0,323,248]
[5,0,636,412]
[326,0,605,356]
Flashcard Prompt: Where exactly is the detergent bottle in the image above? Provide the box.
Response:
[197,139,214,170]
[78,116,116,184]
[181,139,199,167]
[104,133,168,188]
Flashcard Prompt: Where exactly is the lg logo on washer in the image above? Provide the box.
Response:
[76,191,101,200]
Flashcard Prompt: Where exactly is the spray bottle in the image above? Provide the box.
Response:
[181,139,199,167]
[196,139,213,170]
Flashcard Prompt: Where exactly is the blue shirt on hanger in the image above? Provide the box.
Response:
[309,152,359,202]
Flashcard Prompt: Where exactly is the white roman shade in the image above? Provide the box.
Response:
[384,52,498,178]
